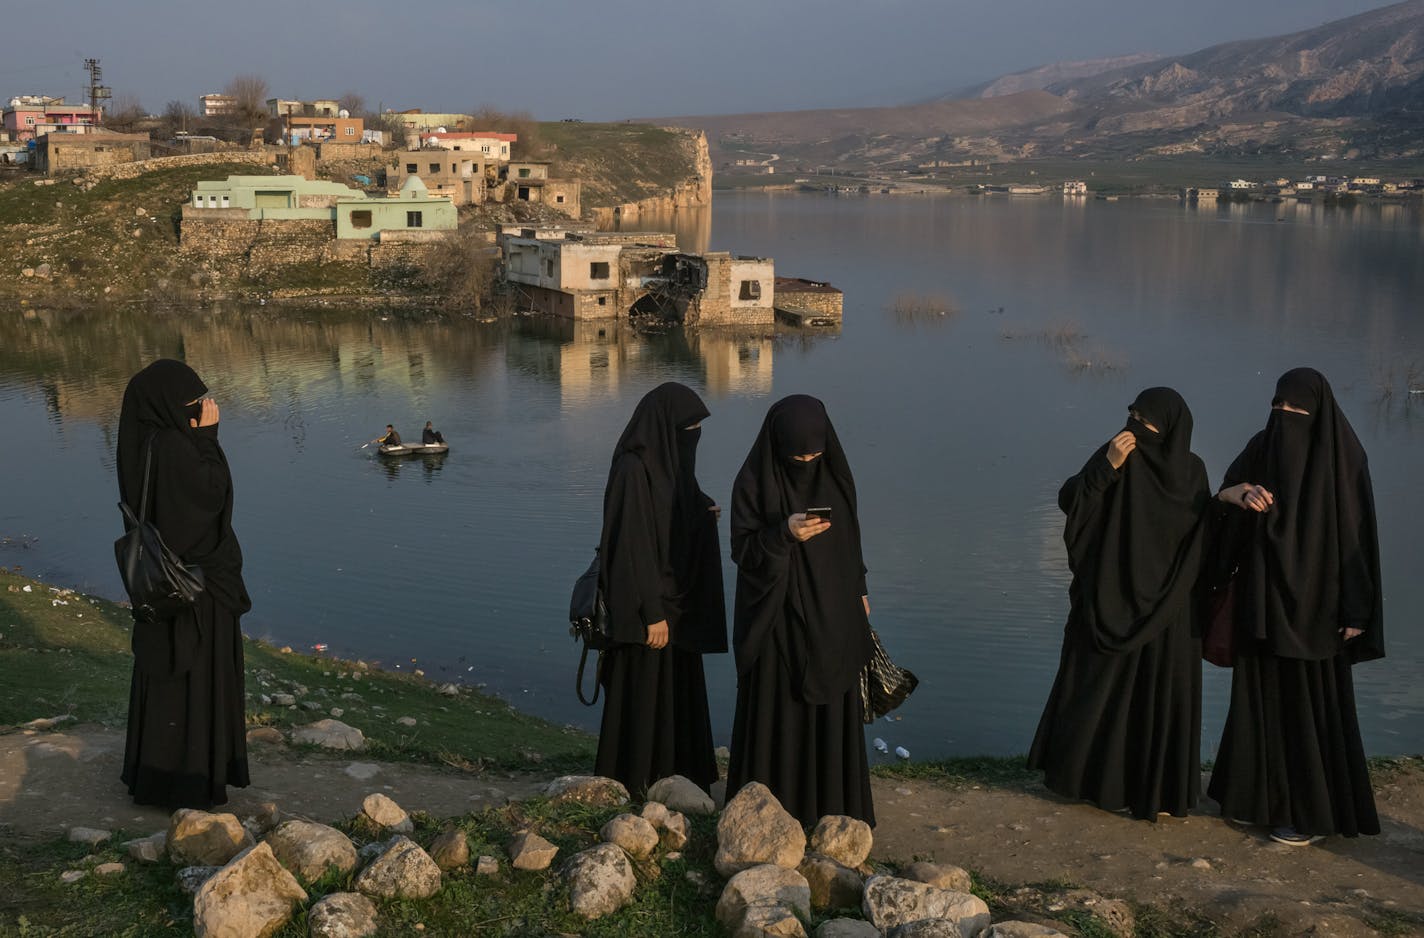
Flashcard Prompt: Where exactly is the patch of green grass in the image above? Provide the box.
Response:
[872,755,1038,789]
[539,122,701,208]
[0,569,593,774]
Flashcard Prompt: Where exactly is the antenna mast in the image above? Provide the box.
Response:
[84,58,112,122]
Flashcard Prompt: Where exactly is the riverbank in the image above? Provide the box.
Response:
[3,568,1422,936]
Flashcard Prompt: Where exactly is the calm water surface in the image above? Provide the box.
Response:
[3,192,1421,761]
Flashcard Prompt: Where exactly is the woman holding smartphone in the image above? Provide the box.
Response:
[1029,388,1209,820]
[117,359,251,809]
[1208,368,1383,846]
[726,394,875,826]
[595,382,726,795]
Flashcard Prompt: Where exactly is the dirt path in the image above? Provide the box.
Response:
[3,725,1421,935]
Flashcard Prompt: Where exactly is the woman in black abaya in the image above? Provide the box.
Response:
[595,383,726,794]
[726,395,875,826]
[1208,368,1383,845]
[117,359,251,809]
[1028,388,1209,820]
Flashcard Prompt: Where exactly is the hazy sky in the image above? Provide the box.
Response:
[2,0,1399,119]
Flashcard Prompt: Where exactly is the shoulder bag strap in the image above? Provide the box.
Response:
[575,645,603,707]
[138,434,157,523]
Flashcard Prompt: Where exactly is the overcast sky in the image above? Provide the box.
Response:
[1,0,1399,119]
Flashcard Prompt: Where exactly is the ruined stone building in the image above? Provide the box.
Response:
[34,130,151,175]
[387,149,493,206]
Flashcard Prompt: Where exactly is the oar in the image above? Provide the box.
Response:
[356,438,381,451]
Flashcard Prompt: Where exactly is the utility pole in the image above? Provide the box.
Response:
[84,58,111,123]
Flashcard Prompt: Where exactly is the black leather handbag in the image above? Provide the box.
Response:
[568,550,611,706]
[860,627,918,723]
[114,436,205,624]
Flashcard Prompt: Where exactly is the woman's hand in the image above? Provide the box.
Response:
[1219,483,1274,512]
[862,595,870,616]
[787,513,831,542]
[190,398,220,429]
[708,503,722,520]
[1341,627,1364,641]
[646,620,669,649]
[1106,430,1136,470]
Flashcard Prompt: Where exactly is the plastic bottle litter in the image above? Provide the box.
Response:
[313,643,328,652]
[873,737,888,753]
[894,746,911,760]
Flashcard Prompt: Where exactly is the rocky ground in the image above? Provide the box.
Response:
[2,724,1420,936]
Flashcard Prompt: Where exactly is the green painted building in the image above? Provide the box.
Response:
[188,174,456,240]
[335,176,457,241]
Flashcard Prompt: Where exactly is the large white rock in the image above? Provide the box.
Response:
[798,854,864,910]
[985,924,1070,938]
[428,828,470,870]
[263,820,357,883]
[716,864,812,928]
[360,793,413,833]
[862,875,991,937]
[168,810,254,867]
[816,921,881,938]
[543,775,630,807]
[661,810,691,850]
[647,774,716,815]
[732,904,808,937]
[192,843,306,938]
[353,836,441,900]
[600,814,660,860]
[67,827,111,847]
[291,719,365,751]
[901,861,972,894]
[809,816,873,869]
[307,892,379,938]
[508,830,559,871]
[716,782,807,877]
[564,843,637,920]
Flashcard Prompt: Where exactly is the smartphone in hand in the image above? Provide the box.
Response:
[805,507,833,522]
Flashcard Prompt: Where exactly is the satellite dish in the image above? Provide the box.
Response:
[338,108,350,118]
[435,126,447,134]
[428,136,440,145]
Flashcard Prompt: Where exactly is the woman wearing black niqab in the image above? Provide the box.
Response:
[726,395,875,826]
[595,382,726,794]
[117,359,251,810]
[1208,368,1383,845]
[1028,388,1209,820]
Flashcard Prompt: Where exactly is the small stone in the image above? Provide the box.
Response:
[396,716,418,727]
[438,683,459,696]
[245,803,281,838]
[330,707,344,718]
[353,836,442,900]
[271,693,296,706]
[429,829,470,870]
[799,854,864,910]
[509,830,559,871]
[246,727,285,745]
[1190,857,1212,871]
[176,865,221,895]
[601,814,660,860]
[302,701,324,711]
[60,870,86,884]
[475,855,499,877]
[717,864,812,927]
[263,820,357,883]
[361,793,413,833]
[564,842,638,920]
[193,843,307,938]
[716,782,807,877]
[356,840,388,865]
[732,903,809,937]
[94,862,124,876]
[889,921,965,938]
[544,775,630,807]
[67,827,111,846]
[168,809,254,866]
[661,810,691,850]
[123,832,167,863]
[901,861,973,894]
[648,774,716,815]
[810,816,873,869]
[641,802,671,828]
[345,762,380,781]
[308,892,378,938]
[135,207,147,216]
[292,719,365,750]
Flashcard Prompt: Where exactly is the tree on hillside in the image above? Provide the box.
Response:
[106,94,146,132]
[224,74,270,127]
[161,100,197,137]
[338,91,366,118]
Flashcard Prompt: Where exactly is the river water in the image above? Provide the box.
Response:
[2,191,1421,762]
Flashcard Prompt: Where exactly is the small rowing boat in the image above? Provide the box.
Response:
[377,442,449,457]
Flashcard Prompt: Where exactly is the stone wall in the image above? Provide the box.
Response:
[179,213,335,275]
[776,282,843,318]
[78,149,277,184]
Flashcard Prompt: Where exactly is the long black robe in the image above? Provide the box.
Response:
[117,359,251,810]
[726,395,875,827]
[594,383,726,795]
[1028,388,1209,820]
[1208,368,1382,837]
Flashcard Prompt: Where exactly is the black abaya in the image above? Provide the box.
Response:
[1028,388,1208,820]
[594,383,725,794]
[1207,368,1383,837]
[117,360,251,810]
[726,395,875,826]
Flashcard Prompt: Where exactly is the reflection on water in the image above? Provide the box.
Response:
[2,192,1422,760]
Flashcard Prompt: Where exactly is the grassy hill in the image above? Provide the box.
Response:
[539,122,705,208]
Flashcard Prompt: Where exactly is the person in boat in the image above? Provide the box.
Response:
[1027,388,1209,821]
[726,394,876,827]
[595,382,726,795]
[117,359,252,810]
[1207,368,1383,846]
[422,421,445,445]
[378,425,401,447]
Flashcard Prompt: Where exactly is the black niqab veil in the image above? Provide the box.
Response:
[1225,368,1384,663]
[1060,388,1209,654]
[731,395,872,704]
[117,359,249,618]
[599,382,725,652]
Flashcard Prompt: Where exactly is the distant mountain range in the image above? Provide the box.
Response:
[654,0,1424,167]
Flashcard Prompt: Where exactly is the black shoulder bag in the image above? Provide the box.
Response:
[113,435,206,624]
[568,550,612,706]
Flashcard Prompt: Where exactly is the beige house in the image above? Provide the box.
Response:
[35,130,151,175]
[504,160,581,216]
[388,149,492,206]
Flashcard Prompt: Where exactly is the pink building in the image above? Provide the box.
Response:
[3,98,102,142]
